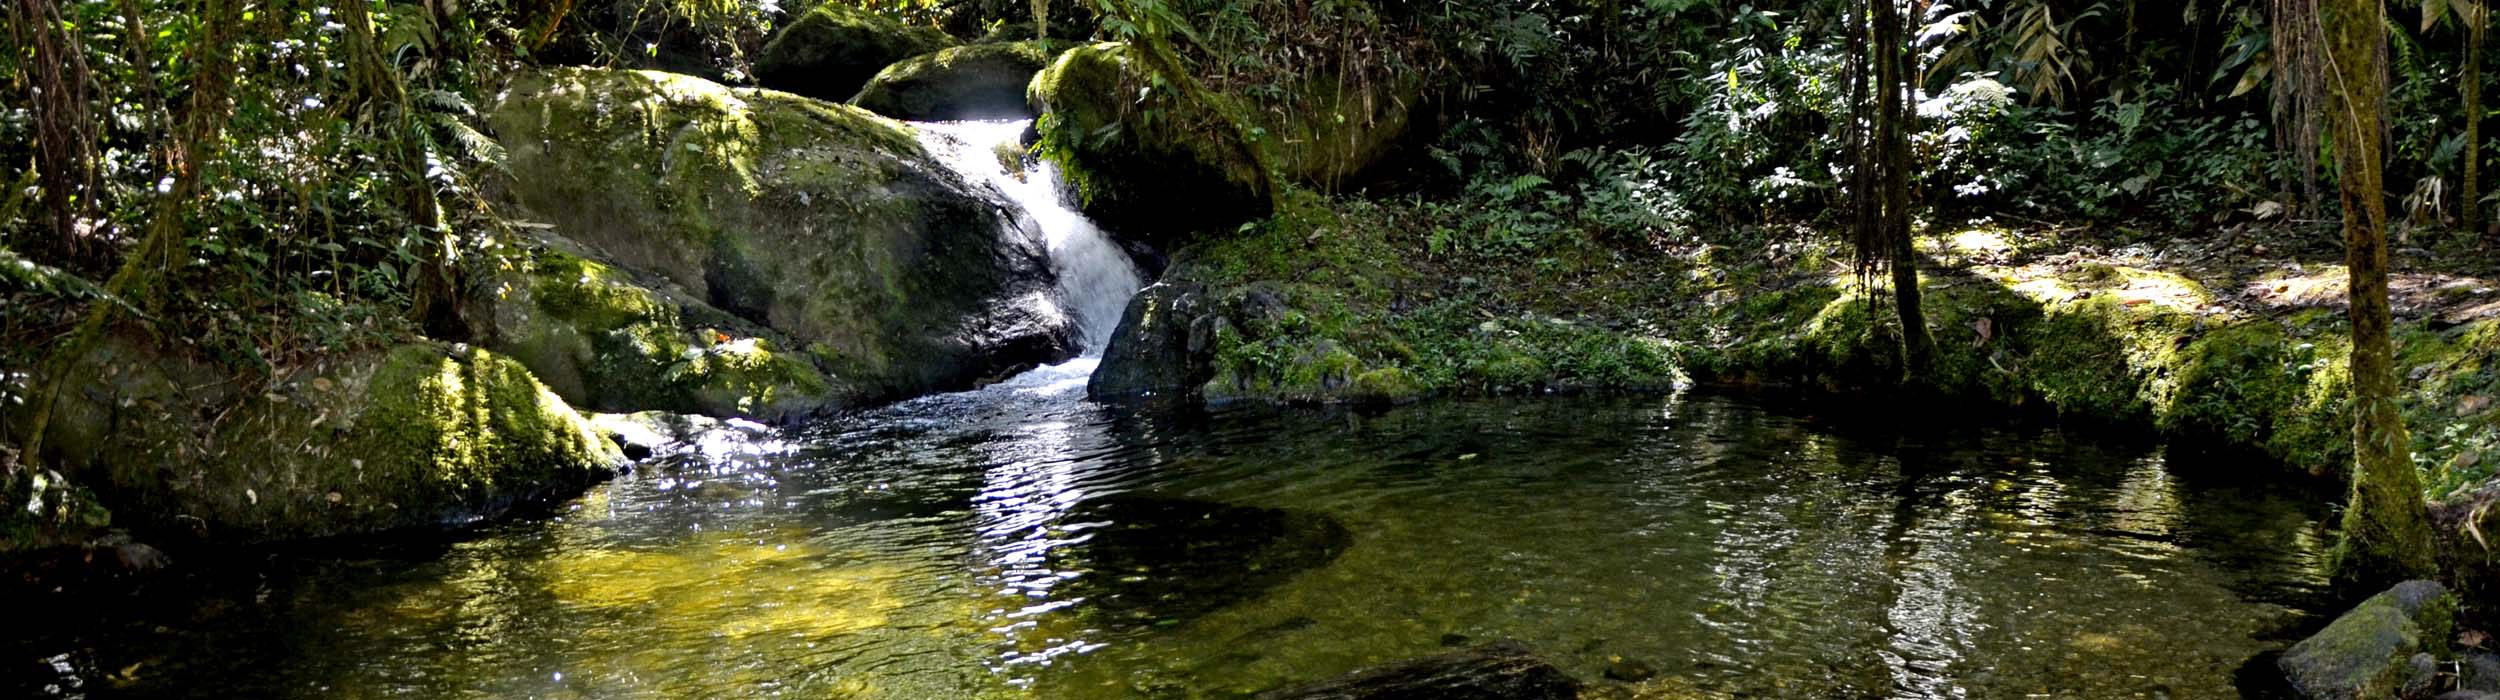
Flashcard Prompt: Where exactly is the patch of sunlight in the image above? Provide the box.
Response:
[2246,267,2350,309]
[1925,227,2017,262]
[548,530,918,639]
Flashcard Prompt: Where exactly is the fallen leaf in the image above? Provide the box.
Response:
[2460,395,2492,416]
[2463,629,2490,649]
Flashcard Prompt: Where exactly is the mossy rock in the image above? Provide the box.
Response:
[478,245,838,422]
[2278,580,2455,700]
[1029,42,1271,243]
[755,3,958,101]
[17,338,622,545]
[489,68,1079,406]
[852,41,1064,121]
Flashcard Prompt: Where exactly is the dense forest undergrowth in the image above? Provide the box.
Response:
[7,0,2500,658]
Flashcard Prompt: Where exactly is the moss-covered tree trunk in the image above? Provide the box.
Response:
[2323,0,2439,592]
[1845,0,1932,380]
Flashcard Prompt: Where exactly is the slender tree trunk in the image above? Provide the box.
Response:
[1033,0,1049,42]
[2469,10,2485,236]
[2323,0,2438,591]
[1861,0,1932,379]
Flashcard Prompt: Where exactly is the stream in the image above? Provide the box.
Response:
[5,122,2339,699]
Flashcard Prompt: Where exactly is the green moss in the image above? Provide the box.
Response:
[1348,367,1426,404]
[349,345,623,522]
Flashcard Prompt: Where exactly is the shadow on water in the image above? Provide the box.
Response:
[5,387,2339,700]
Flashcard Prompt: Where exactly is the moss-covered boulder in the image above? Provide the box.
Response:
[755,3,958,101]
[475,244,838,422]
[18,339,623,545]
[488,68,1078,407]
[1029,42,1272,243]
[851,41,1063,121]
[2278,580,2455,700]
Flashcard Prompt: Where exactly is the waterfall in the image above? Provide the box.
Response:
[909,120,1142,358]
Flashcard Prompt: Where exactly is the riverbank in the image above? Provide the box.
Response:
[1094,191,2500,598]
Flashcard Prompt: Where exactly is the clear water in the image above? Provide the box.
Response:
[8,386,2337,699]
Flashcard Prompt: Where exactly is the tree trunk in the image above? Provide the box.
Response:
[2323,0,2438,592]
[2468,11,2485,236]
[1871,0,1932,378]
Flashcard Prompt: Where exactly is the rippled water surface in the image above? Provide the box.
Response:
[13,370,2340,699]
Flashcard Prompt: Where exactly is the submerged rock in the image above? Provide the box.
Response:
[2279,580,2457,700]
[1252,641,1582,700]
[852,41,1063,121]
[1055,495,1350,625]
[488,68,1078,413]
[754,3,958,101]
[17,339,623,545]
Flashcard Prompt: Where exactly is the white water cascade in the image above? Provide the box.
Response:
[911,120,1142,355]
[909,120,1143,394]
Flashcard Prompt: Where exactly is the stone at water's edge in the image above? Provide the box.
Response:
[1251,641,1582,700]
[851,41,1064,121]
[485,68,1079,415]
[13,339,622,547]
[754,3,957,102]
[2279,579,2456,700]
[1087,282,1216,401]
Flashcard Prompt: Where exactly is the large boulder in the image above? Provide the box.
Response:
[1028,42,1271,244]
[2279,580,2457,700]
[754,4,957,101]
[1253,641,1582,700]
[18,339,623,545]
[851,41,1063,121]
[487,68,1078,408]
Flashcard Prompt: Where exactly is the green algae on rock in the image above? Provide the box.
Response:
[852,41,1064,121]
[754,3,958,101]
[15,339,622,545]
[487,68,1078,409]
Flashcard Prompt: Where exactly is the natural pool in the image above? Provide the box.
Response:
[10,360,2339,699]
